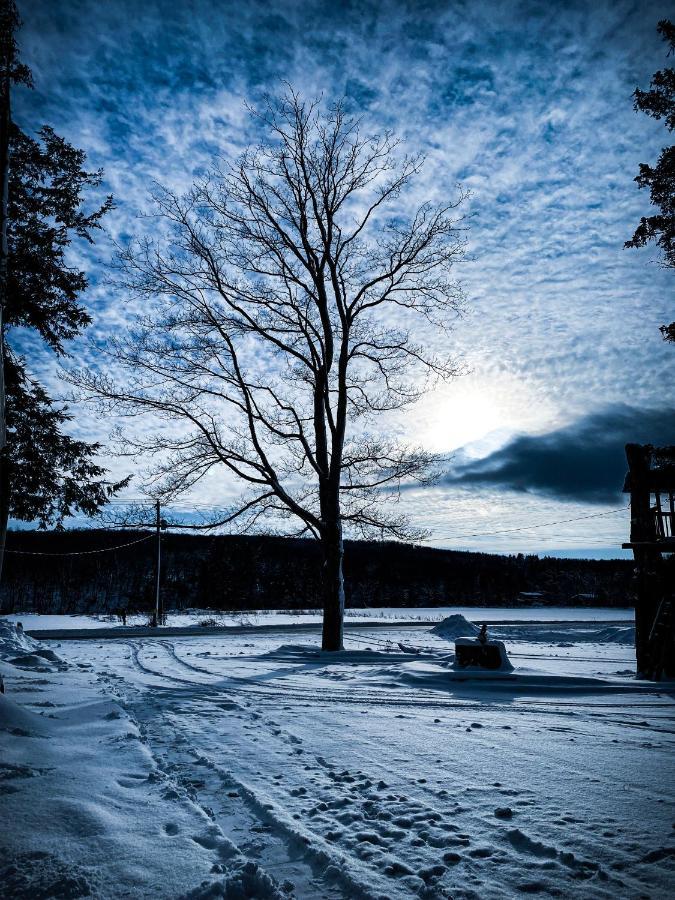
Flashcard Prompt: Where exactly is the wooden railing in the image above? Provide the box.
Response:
[653,492,675,540]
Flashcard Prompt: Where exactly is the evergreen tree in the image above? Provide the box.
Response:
[0,1,127,555]
[6,123,113,350]
[626,19,675,341]
[5,349,124,528]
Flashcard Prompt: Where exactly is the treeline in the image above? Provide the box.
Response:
[0,529,634,615]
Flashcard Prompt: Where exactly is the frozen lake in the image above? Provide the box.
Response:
[4,605,635,634]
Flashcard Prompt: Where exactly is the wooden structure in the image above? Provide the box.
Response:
[623,444,675,679]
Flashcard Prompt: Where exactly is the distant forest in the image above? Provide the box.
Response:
[0,530,634,615]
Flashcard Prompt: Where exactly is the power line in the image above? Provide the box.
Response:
[4,533,154,557]
[439,506,629,540]
[7,501,631,553]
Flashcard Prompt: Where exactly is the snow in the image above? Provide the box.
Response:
[431,614,480,639]
[431,615,637,648]
[1,612,673,898]
[3,605,636,635]
[0,618,67,673]
[0,617,42,653]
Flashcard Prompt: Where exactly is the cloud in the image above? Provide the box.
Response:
[441,404,675,503]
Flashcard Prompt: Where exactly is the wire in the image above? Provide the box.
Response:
[4,533,155,557]
[440,506,629,540]
[10,503,630,554]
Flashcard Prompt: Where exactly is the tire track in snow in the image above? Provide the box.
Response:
[122,639,675,740]
[59,637,675,898]
[107,640,675,830]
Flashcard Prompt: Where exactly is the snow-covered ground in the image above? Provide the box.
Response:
[1,611,673,899]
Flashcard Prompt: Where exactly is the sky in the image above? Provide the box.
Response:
[12,0,675,557]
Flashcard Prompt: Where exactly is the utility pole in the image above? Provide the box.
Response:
[155,499,161,626]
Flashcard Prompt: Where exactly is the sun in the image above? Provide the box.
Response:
[421,388,508,453]
[411,376,554,455]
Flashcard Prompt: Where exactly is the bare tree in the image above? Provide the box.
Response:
[74,93,468,650]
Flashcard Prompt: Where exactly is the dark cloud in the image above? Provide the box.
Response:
[442,405,675,503]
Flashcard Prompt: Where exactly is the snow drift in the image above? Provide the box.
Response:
[0,618,66,671]
[0,618,40,655]
[0,692,50,736]
[430,613,480,639]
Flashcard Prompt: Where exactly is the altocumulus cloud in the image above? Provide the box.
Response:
[441,405,675,504]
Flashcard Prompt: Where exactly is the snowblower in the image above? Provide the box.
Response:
[454,624,512,671]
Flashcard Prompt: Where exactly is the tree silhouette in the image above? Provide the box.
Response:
[625,19,675,342]
[0,0,31,573]
[0,1,127,567]
[74,93,468,649]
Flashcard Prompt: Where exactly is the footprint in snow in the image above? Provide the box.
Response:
[383,860,415,878]
[494,807,514,819]
[190,828,239,861]
[163,822,179,836]
[419,864,446,882]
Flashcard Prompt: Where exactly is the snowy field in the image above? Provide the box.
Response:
[1,610,674,899]
[4,606,636,633]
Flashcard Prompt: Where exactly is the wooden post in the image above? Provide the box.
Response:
[625,445,657,675]
[625,444,654,545]
[624,444,675,678]
[155,500,161,626]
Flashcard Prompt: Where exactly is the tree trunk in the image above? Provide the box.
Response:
[0,445,8,584]
[0,38,11,586]
[321,519,345,651]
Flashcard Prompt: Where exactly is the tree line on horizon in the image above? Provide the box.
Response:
[0,529,634,616]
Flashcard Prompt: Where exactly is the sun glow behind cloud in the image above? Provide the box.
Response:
[413,374,556,456]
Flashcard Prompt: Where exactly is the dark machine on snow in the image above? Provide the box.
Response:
[454,624,512,671]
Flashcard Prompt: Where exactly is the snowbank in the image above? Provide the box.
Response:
[0,618,66,671]
[431,613,480,639]
[0,692,50,736]
[0,618,40,654]
[487,623,636,645]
